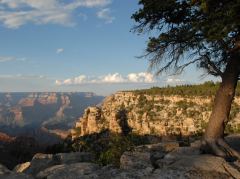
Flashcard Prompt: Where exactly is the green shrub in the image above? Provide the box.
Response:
[67,131,158,166]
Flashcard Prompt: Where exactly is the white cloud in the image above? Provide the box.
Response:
[56,48,64,54]
[56,72,155,85]
[67,0,111,9]
[102,73,124,83]
[0,0,112,28]
[166,78,185,83]
[97,8,115,24]
[56,75,88,85]
[128,72,154,83]
[0,56,27,62]
[73,75,87,84]
[0,74,46,79]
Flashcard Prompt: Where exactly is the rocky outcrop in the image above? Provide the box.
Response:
[1,135,240,179]
[14,162,31,173]
[0,163,33,179]
[72,91,240,138]
[13,152,95,176]
[0,92,104,130]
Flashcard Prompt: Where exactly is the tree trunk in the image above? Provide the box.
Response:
[202,56,240,160]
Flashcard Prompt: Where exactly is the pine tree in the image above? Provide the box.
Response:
[132,0,240,160]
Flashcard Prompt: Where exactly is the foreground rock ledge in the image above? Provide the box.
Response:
[1,140,240,179]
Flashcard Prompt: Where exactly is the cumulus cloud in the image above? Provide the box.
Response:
[127,72,154,83]
[0,0,112,28]
[55,72,155,85]
[97,8,115,24]
[56,48,64,54]
[102,73,124,83]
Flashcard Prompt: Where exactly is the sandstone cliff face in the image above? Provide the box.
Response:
[72,91,240,138]
[18,93,58,107]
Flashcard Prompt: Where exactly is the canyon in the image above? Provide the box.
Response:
[72,89,240,139]
[1,83,240,178]
[0,92,103,141]
[0,92,104,169]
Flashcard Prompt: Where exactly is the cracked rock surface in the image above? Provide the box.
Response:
[1,135,240,179]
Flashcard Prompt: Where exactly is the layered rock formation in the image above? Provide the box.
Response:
[72,91,240,139]
[0,92,104,131]
[18,93,58,107]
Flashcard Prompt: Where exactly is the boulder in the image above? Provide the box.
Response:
[151,168,230,179]
[0,173,34,179]
[120,151,153,171]
[164,146,201,160]
[54,152,94,164]
[14,162,31,173]
[36,163,100,179]
[171,155,230,173]
[154,154,240,179]
[21,152,94,176]
[24,153,57,175]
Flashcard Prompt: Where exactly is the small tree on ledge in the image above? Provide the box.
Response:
[132,0,240,160]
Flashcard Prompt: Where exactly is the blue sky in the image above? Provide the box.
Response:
[0,0,218,95]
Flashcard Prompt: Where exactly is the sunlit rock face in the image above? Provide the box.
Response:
[72,91,240,139]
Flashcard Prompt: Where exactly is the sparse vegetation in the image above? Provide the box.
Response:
[132,82,240,97]
[67,131,159,166]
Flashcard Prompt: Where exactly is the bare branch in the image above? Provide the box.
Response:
[203,54,224,78]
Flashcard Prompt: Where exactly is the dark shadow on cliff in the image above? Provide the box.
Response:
[116,108,132,136]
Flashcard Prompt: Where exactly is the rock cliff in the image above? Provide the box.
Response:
[72,91,240,139]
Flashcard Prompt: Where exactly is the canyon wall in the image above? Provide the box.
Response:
[72,91,240,138]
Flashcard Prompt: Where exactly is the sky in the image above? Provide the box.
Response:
[0,0,218,96]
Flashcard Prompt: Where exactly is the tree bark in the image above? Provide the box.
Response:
[202,55,240,159]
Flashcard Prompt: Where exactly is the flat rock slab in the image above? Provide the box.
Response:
[0,173,34,179]
[54,152,94,164]
[150,168,230,179]
[36,162,100,179]
[120,151,153,170]
[164,146,201,160]
[155,154,240,178]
